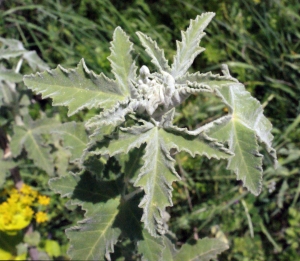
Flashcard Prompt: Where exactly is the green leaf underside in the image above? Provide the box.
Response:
[52,122,88,162]
[108,27,135,96]
[136,32,170,72]
[10,116,60,175]
[137,229,164,261]
[23,59,128,116]
[49,171,123,260]
[204,82,277,195]
[174,238,228,261]
[171,13,215,78]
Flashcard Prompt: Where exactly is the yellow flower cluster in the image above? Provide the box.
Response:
[0,184,50,234]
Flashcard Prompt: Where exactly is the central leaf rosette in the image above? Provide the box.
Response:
[135,65,179,117]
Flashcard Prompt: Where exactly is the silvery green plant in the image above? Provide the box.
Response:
[24,12,277,261]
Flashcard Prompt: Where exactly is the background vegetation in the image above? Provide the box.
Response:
[0,0,299,260]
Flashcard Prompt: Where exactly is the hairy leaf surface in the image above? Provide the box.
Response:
[174,238,228,261]
[205,81,276,195]
[0,152,16,188]
[171,13,215,78]
[108,27,135,96]
[135,128,180,236]
[136,32,170,72]
[161,236,178,260]
[137,229,164,261]
[0,69,23,83]
[66,197,121,261]
[93,123,180,236]
[175,71,238,89]
[52,122,88,162]
[49,171,122,260]
[10,116,60,175]
[24,59,128,116]
[160,110,232,159]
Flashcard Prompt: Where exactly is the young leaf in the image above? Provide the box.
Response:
[171,13,215,78]
[108,27,136,96]
[136,32,171,72]
[160,109,233,160]
[51,122,88,162]
[91,122,154,157]
[10,116,60,175]
[23,59,128,116]
[175,71,238,90]
[85,99,136,148]
[174,238,229,261]
[134,128,180,237]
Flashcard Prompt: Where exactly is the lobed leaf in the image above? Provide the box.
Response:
[91,122,154,157]
[174,238,228,261]
[10,116,60,175]
[207,116,263,195]
[24,59,128,116]
[51,122,88,162]
[108,27,136,96]
[23,51,49,71]
[66,197,121,261]
[136,32,171,72]
[161,236,178,260]
[160,110,232,160]
[134,127,180,236]
[50,171,122,260]
[175,71,238,89]
[0,152,16,188]
[137,229,164,261]
[171,13,215,78]
[205,80,277,195]
[0,69,23,83]
[92,122,180,236]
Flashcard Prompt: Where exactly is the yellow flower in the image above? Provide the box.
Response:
[35,211,48,223]
[20,184,33,195]
[38,195,50,206]
[30,189,38,199]
[0,191,33,233]
[20,195,34,206]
